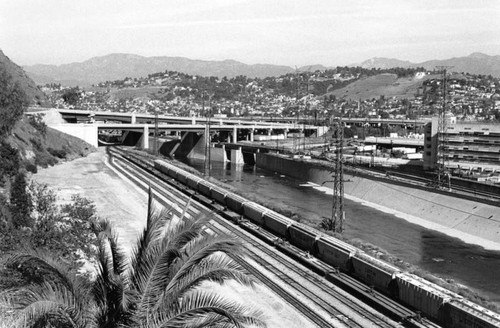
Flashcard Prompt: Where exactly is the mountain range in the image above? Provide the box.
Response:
[21,52,500,87]
[355,52,500,77]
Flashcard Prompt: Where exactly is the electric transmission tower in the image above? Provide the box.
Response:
[322,116,345,232]
[436,66,452,188]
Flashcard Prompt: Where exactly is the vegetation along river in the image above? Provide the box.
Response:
[179,158,500,307]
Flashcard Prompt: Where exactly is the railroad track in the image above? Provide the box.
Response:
[106,147,441,328]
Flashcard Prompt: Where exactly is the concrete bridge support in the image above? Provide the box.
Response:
[211,145,228,162]
[232,127,238,143]
[242,151,256,165]
[141,125,149,149]
[231,147,244,164]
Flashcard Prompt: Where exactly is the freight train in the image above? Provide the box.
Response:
[127,153,499,328]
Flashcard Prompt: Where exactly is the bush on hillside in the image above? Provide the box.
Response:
[27,114,47,136]
[1,183,100,273]
[0,140,21,186]
[0,66,29,137]
[47,147,67,159]
[9,172,33,229]
[23,161,37,174]
[34,150,58,168]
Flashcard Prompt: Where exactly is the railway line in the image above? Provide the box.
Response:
[106,146,443,328]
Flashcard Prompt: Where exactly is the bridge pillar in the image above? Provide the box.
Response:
[142,125,149,149]
[232,127,238,143]
[131,113,136,124]
[284,129,288,139]
[230,146,244,164]
[191,117,196,124]
[250,128,254,142]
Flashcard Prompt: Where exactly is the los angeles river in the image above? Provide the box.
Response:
[180,158,500,307]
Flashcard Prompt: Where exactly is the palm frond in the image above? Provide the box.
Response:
[129,192,175,290]
[5,250,91,306]
[3,281,93,328]
[169,236,247,286]
[149,290,265,328]
[93,219,128,277]
[165,253,254,300]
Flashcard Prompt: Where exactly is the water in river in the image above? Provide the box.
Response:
[179,158,500,306]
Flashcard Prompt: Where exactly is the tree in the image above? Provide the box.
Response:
[9,172,33,229]
[0,140,21,186]
[61,88,82,106]
[0,66,29,137]
[2,189,265,328]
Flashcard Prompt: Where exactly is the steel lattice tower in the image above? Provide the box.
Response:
[436,66,452,188]
[332,116,345,233]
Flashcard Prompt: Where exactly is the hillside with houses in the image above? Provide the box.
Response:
[38,66,500,123]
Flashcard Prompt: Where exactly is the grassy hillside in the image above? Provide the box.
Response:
[8,117,95,170]
[0,50,49,106]
[326,73,440,101]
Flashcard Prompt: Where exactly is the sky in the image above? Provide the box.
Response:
[1,0,500,67]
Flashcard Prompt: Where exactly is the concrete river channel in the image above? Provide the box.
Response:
[178,158,500,307]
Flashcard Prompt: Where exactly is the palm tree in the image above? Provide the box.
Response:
[1,189,265,328]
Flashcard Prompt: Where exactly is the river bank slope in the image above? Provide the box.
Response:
[256,153,500,251]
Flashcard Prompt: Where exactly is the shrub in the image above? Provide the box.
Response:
[0,140,20,186]
[47,147,67,159]
[34,151,58,168]
[29,137,43,151]
[24,161,37,174]
[9,172,33,229]
[0,66,29,137]
[27,114,47,136]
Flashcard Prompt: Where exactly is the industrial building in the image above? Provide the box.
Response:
[423,115,500,178]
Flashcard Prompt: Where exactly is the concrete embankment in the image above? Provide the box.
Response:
[256,153,500,249]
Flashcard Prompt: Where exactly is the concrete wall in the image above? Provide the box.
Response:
[255,153,500,244]
[174,132,201,157]
[49,124,98,147]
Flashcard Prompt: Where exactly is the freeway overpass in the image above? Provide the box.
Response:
[27,108,327,148]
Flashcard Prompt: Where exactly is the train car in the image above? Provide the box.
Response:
[175,170,189,185]
[316,236,357,272]
[242,201,268,226]
[442,298,500,328]
[154,160,177,179]
[186,174,203,190]
[396,272,454,321]
[166,166,179,179]
[288,224,318,253]
[350,252,400,297]
[210,185,229,205]
[225,193,248,214]
[197,179,214,198]
[262,211,292,238]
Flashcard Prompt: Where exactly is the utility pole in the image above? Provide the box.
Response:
[436,66,452,188]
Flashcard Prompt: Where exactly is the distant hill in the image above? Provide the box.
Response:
[326,72,440,101]
[351,53,500,77]
[418,53,500,77]
[0,49,49,106]
[23,54,295,86]
[355,57,413,69]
